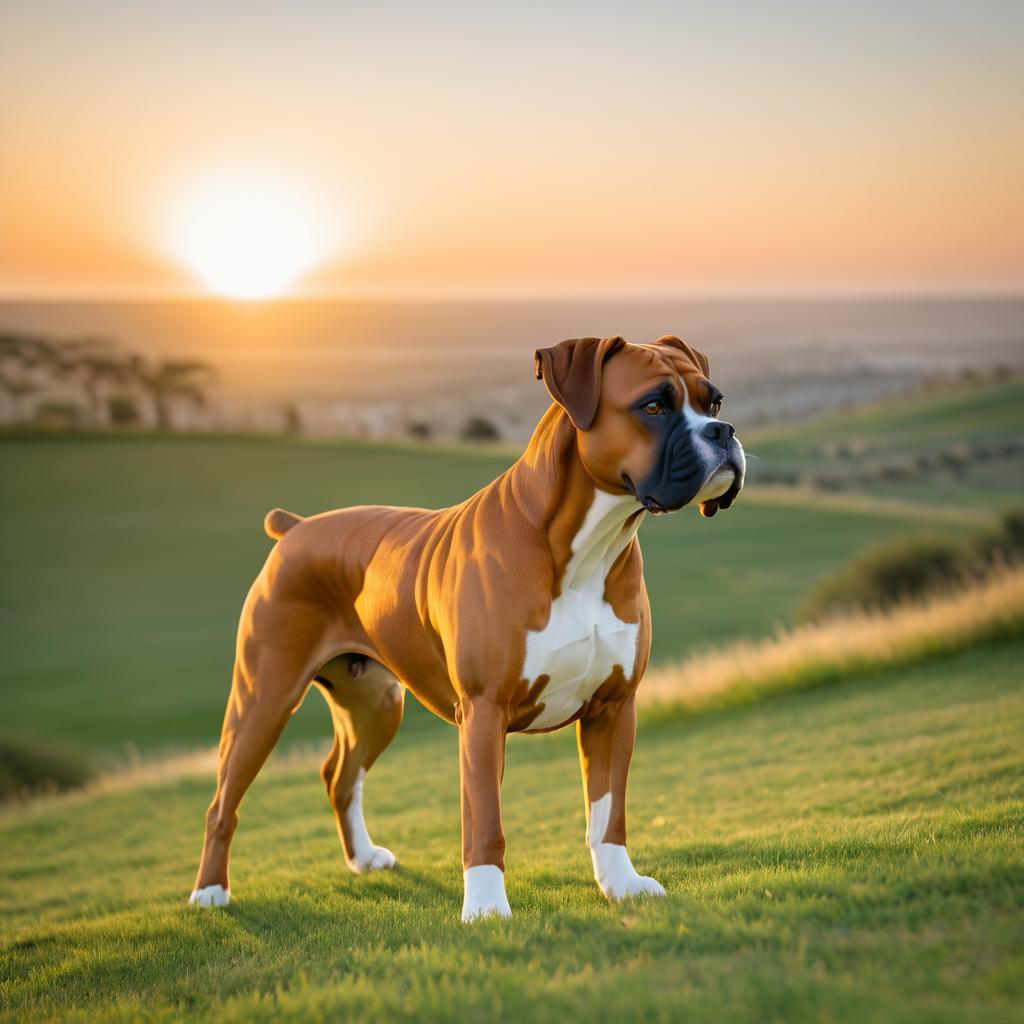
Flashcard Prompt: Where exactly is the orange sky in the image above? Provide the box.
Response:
[2,2,1022,297]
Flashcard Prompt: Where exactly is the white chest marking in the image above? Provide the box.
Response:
[522,489,643,731]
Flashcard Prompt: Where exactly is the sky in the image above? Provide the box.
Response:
[1,0,1022,298]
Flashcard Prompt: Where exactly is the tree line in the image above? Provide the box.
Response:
[0,333,216,430]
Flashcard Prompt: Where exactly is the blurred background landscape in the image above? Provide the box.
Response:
[2,294,1022,762]
[1,2,1022,1021]
[1,296,1023,438]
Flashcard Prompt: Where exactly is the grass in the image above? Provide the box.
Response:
[1,641,1022,1023]
[745,377,1024,506]
[641,563,1024,716]
[0,432,971,756]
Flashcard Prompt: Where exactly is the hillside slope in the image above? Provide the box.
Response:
[0,434,970,754]
[745,377,1024,506]
[2,642,1022,1023]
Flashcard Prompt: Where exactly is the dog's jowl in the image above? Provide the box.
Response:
[189,335,745,921]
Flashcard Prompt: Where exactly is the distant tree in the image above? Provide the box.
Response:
[130,357,215,430]
[0,334,216,431]
[406,420,433,441]
[61,338,131,426]
[0,335,61,400]
[108,395,141,427]
[459,416,500,442]
[0,333,58,368]
[282,403,303,435]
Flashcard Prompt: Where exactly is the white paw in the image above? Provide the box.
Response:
[343,769,397,874]
[461,864,512,922]
[603,872,666,900]
[592,844,666,901]
[347,845,397,874]
[189,884,230,908]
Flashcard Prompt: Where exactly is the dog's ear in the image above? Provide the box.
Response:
[534,336,626,430]
[654,335,710,376]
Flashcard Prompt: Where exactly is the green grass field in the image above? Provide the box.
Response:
[0,431,973,756]
[2,642,1021,1023]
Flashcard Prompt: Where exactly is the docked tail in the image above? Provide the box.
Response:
[264,507,304,540]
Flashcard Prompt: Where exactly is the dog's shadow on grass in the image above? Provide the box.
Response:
[333,863,460,908]
[222,863,468,943]
[219,861,640,950]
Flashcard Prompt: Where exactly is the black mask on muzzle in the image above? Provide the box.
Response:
[623,414,741,515]
[624,417,705,514]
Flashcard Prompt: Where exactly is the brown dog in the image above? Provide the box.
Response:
[190,335,744,920]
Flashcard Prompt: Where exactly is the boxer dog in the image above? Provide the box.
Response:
[190,335,744,920]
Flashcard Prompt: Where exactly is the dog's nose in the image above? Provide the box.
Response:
[701,420,736,448]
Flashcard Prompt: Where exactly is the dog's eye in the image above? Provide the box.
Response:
[642,400,664,416]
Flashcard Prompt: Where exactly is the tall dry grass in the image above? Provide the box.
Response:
[639,563,1024,717]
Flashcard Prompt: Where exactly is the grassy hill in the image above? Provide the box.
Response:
[0,430,975,756]
[745,377,1024,507]
[1,642,1021,1023]
[2,379,1022,1023]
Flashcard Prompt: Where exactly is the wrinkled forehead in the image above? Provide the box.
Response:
[602,343,709,410]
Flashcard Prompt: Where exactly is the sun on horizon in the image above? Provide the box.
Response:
[171,178,324,300]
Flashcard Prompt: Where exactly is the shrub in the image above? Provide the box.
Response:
[0,735,93,801]
[641,563,1024,718]
[811,474,847,492]
[460,416,500,442]
[972,508,1024,564]
[799,508,1024,622]
[800,535,966,621]
[108,395,141,426]
[406,421,433,441]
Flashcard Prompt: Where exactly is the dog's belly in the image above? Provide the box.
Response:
[521,587,639,731]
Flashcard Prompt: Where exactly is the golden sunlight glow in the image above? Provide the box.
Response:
[173,179,323,299]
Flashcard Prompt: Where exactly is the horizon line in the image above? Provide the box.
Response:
[2,283,1024,304]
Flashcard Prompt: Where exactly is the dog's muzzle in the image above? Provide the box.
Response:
[626,418,745,516]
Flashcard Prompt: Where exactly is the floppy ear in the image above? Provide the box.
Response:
[534,336,626,430]
[654,335,710,377]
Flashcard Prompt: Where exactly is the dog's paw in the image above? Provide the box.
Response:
[603,873,666,901]
[347,845,397,874]
[189,884,230,908]
[592,844,666,901]
[461,864,512,923]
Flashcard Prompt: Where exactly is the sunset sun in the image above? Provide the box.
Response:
[173,179,323,300]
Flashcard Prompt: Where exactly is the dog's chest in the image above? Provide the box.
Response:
[521,491,642,731]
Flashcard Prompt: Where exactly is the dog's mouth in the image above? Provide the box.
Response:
[698,465,742,518]
[623,462,743,517]
[622,473,671,514]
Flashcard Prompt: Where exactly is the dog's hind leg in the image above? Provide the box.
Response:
[190,647,313,908]
[316,654,404,873]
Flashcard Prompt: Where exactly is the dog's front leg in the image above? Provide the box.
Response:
[458,695,512,922]
[577,694,665,901]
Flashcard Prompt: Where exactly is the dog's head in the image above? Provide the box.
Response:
[535,335,744,516]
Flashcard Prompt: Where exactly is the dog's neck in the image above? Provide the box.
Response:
[502,405,643,573]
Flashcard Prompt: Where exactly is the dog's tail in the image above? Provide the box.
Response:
[264,507,304,540]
